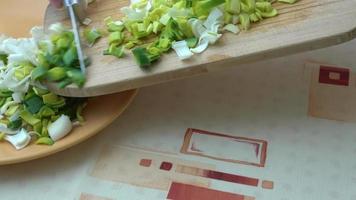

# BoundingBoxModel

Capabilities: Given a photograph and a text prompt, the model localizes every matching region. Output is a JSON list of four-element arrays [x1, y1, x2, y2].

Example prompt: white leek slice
[[121, 7, 147, 21], [188, 18, 206, 38], [4, 128, 31, 150], [172, 41, 193, 60], [2, 38, 38, 66], [12, 92, 24, 103], [188, 8, 224, 54], [0, 101, 17, 114], [130, 0, 141, 4], [48, 23, 67, 34], [202, 31, 222, 44], [48, 115, 72, 141], [82, 18, 93, 26], [168, 7, 192, 18], [0, 123, 18, 135], [30, 26, 46, 44], [0, 68, 30, 93], [191, 31, 221, 54], [190, 38, 209, 53], [203, 8, 223, 30], [0, 60, 5, 69], [9, 110, 20, 122], [159, 13, 172, 26], [223, 24, 240, 34], [114, 20, 124, 26], [232, 15, 239, 24]]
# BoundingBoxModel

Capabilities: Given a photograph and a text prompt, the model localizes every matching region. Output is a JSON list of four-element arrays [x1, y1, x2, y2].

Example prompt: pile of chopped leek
[[0, 26, 87, 150], [100, 0, 298, 68], [33, 24, 89, 88]]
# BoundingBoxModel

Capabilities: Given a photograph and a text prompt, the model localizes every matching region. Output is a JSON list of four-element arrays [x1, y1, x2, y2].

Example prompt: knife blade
[[64, 0, 86, 74]]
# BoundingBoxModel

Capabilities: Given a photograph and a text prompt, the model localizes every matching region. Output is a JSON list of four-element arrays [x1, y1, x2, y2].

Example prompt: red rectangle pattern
[[205, 170, 259, 186], [319, 66, 350, 86], [167, 182, 255, 200], [175, 164, 259, 187], [181, 128, 268, 167]]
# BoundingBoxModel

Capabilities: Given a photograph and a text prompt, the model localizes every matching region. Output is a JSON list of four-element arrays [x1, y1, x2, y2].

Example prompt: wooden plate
[[0, 90, 137, 165], [44, 0, 356, 97], [0, 1, 138, 165]]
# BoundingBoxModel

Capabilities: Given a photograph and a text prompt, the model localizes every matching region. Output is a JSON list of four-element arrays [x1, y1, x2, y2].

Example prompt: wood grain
[[45, 0, 356, 97]]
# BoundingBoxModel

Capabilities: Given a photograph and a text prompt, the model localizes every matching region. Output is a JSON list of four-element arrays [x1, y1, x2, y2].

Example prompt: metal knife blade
[[64, 0, 86, 74]]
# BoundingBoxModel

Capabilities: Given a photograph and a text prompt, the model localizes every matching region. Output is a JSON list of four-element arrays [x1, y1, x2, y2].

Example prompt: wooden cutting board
[[45, 0, 356, 97]]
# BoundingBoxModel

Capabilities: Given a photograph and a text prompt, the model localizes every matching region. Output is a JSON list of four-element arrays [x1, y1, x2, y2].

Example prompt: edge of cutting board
[[45, 0, 356, 97]]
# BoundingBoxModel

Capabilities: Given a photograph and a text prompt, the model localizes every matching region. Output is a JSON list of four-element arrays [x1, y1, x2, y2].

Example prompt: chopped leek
[[0, 28, 88, 150], [104, 44, 125, 58], [278, 0, 298, 4], [31, 66, 48, 80], [0, 132, 5, 141], [36, 137, 54, 145], [132, 47, 160, 69], [66, 68, 86, 87], [46, 67, 67, 81], [42, 93, 65, 108], [83, 28, 102, 46], [185, 37, 198, 48], [7, 119, 22, 130], [48, 115, 72, 141], [24, 95, 43, 114], [223, 24, 240, 34], [20, 110, 40, 126]]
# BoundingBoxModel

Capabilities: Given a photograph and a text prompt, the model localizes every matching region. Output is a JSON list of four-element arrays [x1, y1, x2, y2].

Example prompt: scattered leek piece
[[7, 119, 22, 130], [57, 78, 72, 89], [38, 106, 55, 118], [48, 115, 72, 141], [132, 47, 160, 69], [66, 68, 86, 87], [223, 24, 240, 34], [0, 54, 7, 65], [36, 137, 54, 145], [172, 41, 193, 60], [31, 66, 48, 80], [63, 46, 77, 67], [0, 90, 13, 98], [20, 110, 40, 126], [0, 133, 5, 141], [104, 44, 125, 58], [42, 93, 65, 108], [239, 13, 251, 30], [76, 102, 87, 123], [104, 17, 125, 32], [225, 0, 241, 15], [108, 32, 124, 45], [24, 95, 44, 114], [46, 67, 67, 81], [278, 0, 298, 4], [185, 37, 198, 48], [4, 129, 31, 150], [83, 28, 102, 46], [193, 0, 225, 18]]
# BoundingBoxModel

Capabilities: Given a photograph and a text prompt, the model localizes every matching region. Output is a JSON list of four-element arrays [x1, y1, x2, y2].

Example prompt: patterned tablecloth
[[1, 35, 356, 200]]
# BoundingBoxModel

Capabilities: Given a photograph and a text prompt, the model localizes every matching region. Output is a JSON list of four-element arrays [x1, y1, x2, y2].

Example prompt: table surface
[[1, 37, 356, 200]]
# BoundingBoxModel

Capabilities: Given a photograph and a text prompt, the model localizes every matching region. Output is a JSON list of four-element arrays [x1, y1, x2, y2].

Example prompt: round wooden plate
[[0, 90, 137, 165], [0, 0, 138, 165]]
